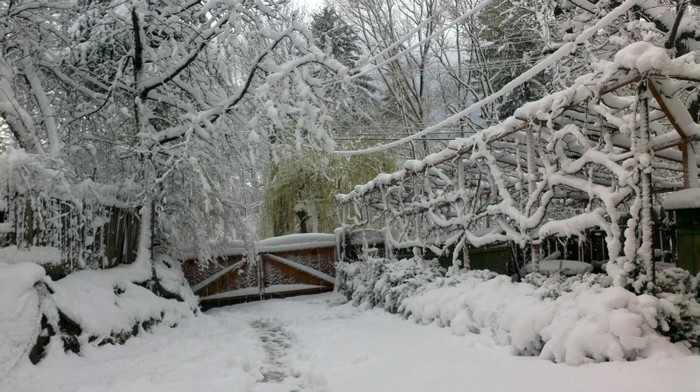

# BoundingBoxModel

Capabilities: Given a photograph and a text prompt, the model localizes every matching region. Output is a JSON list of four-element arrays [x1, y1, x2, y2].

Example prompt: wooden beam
[[653, 135, 700, 152], [648, 78, 689, 138], [263, 253, 336, 285]]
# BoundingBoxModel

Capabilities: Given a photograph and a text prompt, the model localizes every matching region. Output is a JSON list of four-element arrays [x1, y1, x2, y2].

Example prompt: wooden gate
[[182, 234, 337, 309]]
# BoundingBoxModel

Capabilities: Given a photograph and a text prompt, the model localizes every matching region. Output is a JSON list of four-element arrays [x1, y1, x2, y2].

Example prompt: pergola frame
[[339, 44, 700, 291]]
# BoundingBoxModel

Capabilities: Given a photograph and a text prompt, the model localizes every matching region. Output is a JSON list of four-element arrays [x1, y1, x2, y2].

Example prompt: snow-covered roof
[[521, 259, 593, 276], [662, 188, 700, 210], [179, 233, 337, 260]]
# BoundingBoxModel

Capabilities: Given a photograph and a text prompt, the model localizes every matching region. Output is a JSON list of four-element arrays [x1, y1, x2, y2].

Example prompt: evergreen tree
[[474, 0, 554, 119], [312, 6, 361, 68]]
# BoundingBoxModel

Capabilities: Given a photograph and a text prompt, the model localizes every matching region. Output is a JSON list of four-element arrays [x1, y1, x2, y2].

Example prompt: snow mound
[[613, 42, 672, 74], [337, 258, 697, 365], [48, 257, 197, 340], [0, 252, 197, 376], [606, 41, 700, 80]]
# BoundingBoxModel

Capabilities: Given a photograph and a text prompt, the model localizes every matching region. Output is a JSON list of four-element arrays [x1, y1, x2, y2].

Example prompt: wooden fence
[[1, 149, 141, 277], [0, 195, 140, 278]]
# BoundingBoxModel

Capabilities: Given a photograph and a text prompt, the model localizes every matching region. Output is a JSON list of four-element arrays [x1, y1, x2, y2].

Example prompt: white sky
[[293, 0, 327, 13]]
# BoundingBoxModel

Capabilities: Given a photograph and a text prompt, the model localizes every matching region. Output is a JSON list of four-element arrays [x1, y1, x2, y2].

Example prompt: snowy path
[[250, 319, 305, 391], [252, 320, 293, 384], [3, 293, 699, 392]]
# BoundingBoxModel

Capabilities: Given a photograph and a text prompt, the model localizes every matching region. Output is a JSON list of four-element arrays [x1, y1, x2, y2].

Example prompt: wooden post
[[532, 242, 541, 275], [381, 185, 393, 260], [639, 95, 655, 289], [462, 240, 470, 269], [681, 141, 690, 189]]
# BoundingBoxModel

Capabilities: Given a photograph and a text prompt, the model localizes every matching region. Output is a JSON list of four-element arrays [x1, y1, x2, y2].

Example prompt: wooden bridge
[[182, 234, 338, 309]]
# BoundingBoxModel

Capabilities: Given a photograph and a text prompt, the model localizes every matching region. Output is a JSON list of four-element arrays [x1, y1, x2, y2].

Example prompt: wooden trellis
[[339, 44, 700, 290]]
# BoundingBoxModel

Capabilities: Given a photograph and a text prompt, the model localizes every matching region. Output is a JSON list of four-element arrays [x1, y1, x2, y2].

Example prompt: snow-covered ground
[[3, 293, 698, 392]]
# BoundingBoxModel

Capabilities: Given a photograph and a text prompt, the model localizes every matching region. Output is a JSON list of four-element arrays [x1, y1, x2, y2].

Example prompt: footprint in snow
[[250, 320, 304, 390]]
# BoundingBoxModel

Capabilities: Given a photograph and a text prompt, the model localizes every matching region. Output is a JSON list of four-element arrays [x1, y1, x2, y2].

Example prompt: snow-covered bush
[[653, 268, 700, 349], [0, 262, 46, 375], [336, 258, 697, 364], [336, 257, 445, 312]]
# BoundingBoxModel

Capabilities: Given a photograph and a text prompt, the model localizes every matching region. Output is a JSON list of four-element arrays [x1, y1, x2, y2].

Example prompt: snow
[[338, 259, 696, 365], [201, 287, 262, 301], [404, 159, 426, 172], [3, 306, 264, 392], [179, 233, 336, 261], [201, 284, 328, 301], [0, 246, 62, 265], [0, 262, 46, 375], [608, 41, 700, 81], [263, 284, 326, 294], [0, 252, 197, 382], [521, 259, 594, 275], [257, 233, 336, 253], [662, 188, 700, 210], [407, 276, 692, 364], [2, 293, 698, 392], [47, 260, 196, 339]]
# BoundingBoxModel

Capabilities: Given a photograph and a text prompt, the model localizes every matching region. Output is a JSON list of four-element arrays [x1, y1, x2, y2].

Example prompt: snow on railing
[[338, 42, 700, 291]]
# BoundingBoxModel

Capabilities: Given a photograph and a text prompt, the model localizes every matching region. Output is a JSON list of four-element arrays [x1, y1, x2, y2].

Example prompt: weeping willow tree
[[261, 146, 395, 237]]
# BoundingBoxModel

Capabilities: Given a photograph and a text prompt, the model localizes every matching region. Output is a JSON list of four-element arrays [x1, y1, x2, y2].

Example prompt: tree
[[260, 6, 394, 237], [338, 0, 444, 158], [261, 146, 395, 236], [1, 0, 348, 265], [312, 6, 362, 68]]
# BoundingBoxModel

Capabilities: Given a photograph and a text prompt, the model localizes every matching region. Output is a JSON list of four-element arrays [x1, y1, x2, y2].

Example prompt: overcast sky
[[293, 0, 326, 13]]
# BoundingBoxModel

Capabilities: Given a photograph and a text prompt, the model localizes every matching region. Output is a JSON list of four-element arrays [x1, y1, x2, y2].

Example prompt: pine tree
[[312, 6, 361, 68]]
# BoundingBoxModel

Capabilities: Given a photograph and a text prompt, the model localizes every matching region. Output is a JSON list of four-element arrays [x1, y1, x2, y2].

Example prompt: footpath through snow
[[2, 293, 699, 392]]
